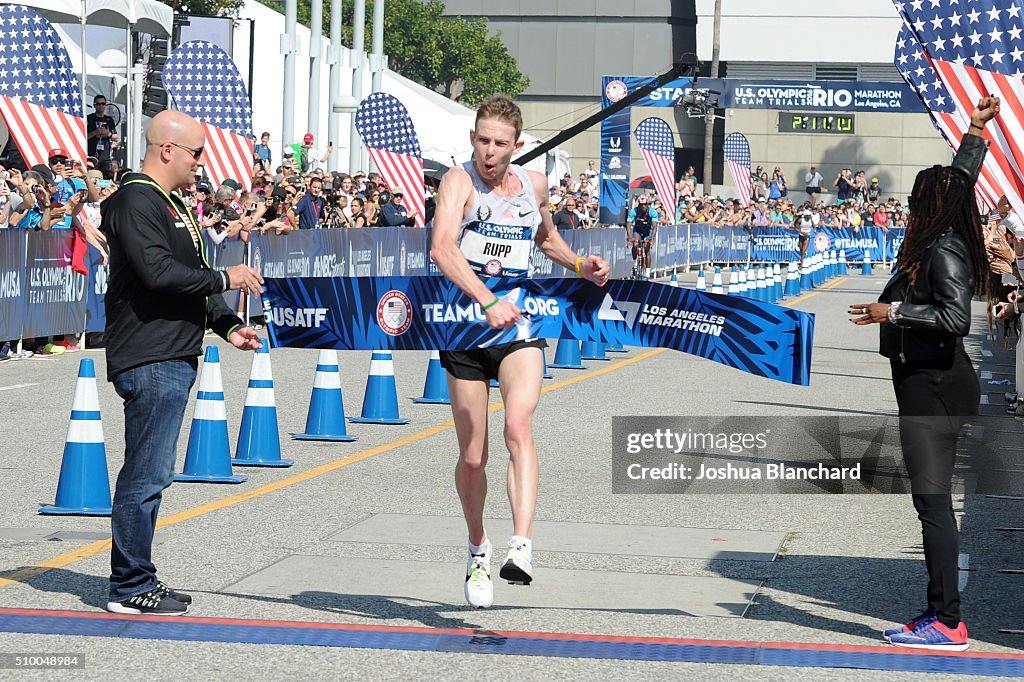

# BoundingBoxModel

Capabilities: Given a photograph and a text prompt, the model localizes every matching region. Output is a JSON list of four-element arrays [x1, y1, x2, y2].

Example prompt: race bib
[[459, 222, 533, 278]]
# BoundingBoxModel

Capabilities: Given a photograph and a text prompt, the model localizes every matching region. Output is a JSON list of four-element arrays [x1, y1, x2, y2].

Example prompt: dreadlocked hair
[[898, 164, 987, 295]]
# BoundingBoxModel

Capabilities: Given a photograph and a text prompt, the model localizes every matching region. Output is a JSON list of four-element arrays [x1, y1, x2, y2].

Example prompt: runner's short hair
[[475, 94, 523, 140]]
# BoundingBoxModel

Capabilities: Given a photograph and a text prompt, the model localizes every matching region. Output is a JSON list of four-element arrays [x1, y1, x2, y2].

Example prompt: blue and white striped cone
[[176, 346, 247, 484], [738, 267, 748, 294], [39, 358, 112, 516], [825, 251, 834, 279], [764, 265, 775, 304], [839, 250, 848, 275], [812, 253, 823, 287], [861, 253, 873, 275], [711, 267, 724, 294], [542, 345, 555, 375], [234, 342, 292, 468], [292, 349, 358, 441], [785, 262, 800, 297], [799, 260, 811, 290], [695, 270, 706, 292], [549, 338, 586, 370], [413, 350, 450, 404], [581, 340, 610, 361], [350, 351, 410, 424], [670, 272, 679, 287], [755, 266, 767, 302], [773, 263, 782, 301], [830, 251, 839, 279], [604, 340, 627, 353], [728, 266, 739, 294]]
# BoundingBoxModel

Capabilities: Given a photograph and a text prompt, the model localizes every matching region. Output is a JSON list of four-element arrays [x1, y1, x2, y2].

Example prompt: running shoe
[[155, 581, 192, 605], [888, 616, 969, 651], [464, 545, 493, 609], [883, 609, 934, 641], [500, 537, 533, 585], [106, 586, 189, 616], [14, 349, 34, 360], [40, 343, 65, 355], [56, 339, 80, 353]]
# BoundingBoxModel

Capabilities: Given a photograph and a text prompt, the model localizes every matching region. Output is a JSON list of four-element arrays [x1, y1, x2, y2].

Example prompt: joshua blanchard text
[[627, 461, 862, 481]]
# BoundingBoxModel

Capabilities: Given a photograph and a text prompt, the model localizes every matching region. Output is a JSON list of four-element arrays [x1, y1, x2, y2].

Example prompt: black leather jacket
[[878, 133, 989, 363]]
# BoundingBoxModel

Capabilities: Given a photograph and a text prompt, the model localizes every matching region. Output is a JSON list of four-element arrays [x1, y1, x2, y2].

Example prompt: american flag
[[723, 133, 752, 207], [893, 0, 1024, 216], [0, 5, 85, 167], [354, 93, 426, 227], [162, 41, 254, 190], [634, 117, 677, 220]]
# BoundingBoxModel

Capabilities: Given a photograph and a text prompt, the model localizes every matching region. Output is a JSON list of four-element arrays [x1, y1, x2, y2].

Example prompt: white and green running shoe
[[500, 536, 533, 585], [464, 546, 493, 608]]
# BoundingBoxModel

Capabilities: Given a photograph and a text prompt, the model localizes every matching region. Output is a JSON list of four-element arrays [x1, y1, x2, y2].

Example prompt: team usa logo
[[376, 290, 413, 336], [484, 259, 503, 275], [605, 80, 628, 102], [813, 232, 831, 252]]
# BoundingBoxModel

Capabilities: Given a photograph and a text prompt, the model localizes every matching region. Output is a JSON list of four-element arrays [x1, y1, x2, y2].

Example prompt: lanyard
[[122, 178, 210, 267]]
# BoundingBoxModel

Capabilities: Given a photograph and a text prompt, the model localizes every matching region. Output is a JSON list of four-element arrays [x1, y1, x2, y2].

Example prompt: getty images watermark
[[612, 416, 1018, 495]]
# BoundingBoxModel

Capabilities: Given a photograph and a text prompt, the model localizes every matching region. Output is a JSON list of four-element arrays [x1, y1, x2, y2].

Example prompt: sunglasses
[[166, 142, 204, 160]]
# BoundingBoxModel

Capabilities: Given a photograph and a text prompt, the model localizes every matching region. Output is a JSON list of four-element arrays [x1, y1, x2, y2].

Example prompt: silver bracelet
[[887, 301, 902, 324]]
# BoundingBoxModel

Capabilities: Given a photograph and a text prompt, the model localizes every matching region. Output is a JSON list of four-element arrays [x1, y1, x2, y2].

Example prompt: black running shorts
[[440, 339, 547, 382]]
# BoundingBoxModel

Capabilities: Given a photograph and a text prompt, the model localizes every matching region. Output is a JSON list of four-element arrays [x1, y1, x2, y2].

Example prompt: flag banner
[[0, 5, 86, 166], [634, 117, 677, 219], [163, 41, 255, 190], [723, 133, 752, 207], [262, 276, 815, 386], [893, 1, 1024, 216], [354, 93, 426, 227]]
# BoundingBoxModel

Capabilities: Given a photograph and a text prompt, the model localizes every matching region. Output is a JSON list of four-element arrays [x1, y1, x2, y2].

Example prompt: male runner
[[431, 95, 610, 608]]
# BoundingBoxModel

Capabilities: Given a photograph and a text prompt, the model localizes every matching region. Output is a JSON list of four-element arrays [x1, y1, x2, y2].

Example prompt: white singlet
[[458, 160, 542, 279]]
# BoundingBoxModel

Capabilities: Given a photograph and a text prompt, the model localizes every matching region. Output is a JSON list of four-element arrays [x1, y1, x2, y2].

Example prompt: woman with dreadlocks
[[849, 96, 999, 651]]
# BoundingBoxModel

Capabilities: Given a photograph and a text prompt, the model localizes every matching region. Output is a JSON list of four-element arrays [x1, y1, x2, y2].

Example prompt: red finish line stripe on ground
[[0, 607, 1021, 676]]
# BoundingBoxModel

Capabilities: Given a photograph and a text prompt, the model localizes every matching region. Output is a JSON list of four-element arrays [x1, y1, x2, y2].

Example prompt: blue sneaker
[[888, 617, 969, 651], [883, 610, 934, 641]]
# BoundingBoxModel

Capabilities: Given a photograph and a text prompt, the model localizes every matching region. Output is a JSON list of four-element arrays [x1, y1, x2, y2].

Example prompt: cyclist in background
[[627, 194, 660, 279]]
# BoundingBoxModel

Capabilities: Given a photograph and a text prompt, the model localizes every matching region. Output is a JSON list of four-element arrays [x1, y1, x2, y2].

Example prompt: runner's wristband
[[482, 298, 499, 311], [574, 256, 586, 276], [970, 123, 984, 131]]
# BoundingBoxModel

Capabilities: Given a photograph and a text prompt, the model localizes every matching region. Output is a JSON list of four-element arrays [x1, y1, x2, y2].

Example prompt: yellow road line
[[1, 280, 835, 589], [0, 348, 662, 589]]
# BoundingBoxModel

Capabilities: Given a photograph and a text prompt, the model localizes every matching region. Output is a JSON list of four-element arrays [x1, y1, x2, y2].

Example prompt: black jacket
[[101, 173, 240, 380], [878, 133, 988, 364]]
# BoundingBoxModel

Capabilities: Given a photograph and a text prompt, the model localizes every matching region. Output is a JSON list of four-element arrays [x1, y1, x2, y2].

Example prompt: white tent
[[52, 24, 128, 102]]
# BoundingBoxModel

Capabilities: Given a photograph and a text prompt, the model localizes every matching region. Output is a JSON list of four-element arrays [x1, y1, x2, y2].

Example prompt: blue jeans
[[109, 357, 197, 602]]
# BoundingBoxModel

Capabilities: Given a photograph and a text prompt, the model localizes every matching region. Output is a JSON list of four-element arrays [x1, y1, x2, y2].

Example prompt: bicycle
[[630, 234, 653, 280]]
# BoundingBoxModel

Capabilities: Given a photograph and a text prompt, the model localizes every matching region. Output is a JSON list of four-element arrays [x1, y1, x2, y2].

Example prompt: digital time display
[[778, 113, 856, 134]]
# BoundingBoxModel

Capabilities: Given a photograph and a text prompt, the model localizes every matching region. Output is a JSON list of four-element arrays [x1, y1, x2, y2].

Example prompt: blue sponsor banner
[[22, 231, 87, 338], [886, 228, 906, 260], [84, 245, 108, 333], [700, 78, 927, 114], [751, 228, 802, 262], [813, 226, 886, 262], [0, 230, 26, 340], [263, 275, 814, 385]]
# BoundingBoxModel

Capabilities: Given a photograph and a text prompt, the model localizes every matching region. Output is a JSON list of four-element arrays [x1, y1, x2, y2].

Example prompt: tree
[[159, 0, 244, 18], [245, 0, 527, 104]]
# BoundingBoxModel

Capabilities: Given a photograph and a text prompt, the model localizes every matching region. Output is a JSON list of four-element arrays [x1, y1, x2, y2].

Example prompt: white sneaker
[[500, 536, 533, 585], [464, 545, 493, 608]]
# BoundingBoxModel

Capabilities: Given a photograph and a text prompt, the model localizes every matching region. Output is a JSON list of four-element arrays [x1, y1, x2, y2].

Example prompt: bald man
[[101, 111, 264, 616]]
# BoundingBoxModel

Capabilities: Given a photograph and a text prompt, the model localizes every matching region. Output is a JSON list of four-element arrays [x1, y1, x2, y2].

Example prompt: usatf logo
[[814, 232, 831, 252], [377, 290, 413, 336]]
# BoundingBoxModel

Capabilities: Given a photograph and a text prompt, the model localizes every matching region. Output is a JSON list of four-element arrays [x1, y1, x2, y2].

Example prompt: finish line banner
[[263, 277, 814, 386]]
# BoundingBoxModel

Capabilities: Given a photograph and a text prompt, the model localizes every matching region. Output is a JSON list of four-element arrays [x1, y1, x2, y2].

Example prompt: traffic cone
[[728, 266, 739, 294], [670, 272, 679, 287], [738, 267, 748, 294], [839, 250, 848, 275], [711, 267, 724, 294], [861, 253, 873, 275], [830, 251, 839, 278], [755, 266, 767, 302], [543, 345, 555, 375], [292, 349, 358, 441], [350, 351, 410, 424], [800, 259, 812, 289], [694, 270, 705, 291], [413, 350, 450, 404], [39, 358, 112, 516], [785, 262, 800, 297], [581, 340, 611, 361], [605, 340, 627, 353], [549, 338, 586, 370], [826, 251, 835, 279], [234, 342, 292, 468], [773, 263, 782, 301], [175, 346, 247, 484]]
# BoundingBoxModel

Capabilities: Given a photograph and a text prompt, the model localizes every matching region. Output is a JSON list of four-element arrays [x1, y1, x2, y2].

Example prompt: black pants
[[890, 347, 979, 627]]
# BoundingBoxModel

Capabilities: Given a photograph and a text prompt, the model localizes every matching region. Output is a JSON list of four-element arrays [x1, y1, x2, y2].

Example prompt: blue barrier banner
[[886, 228, 906, 260], [22, 231, 87, 338], [262, 276, 814, 385], [0, 230, 26, 340], [750, 228, 801, 262], [84, 245, 108, 333], [813, 226, 886, 262]]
